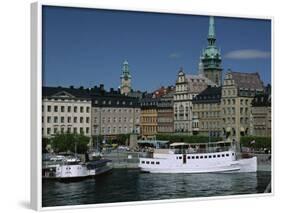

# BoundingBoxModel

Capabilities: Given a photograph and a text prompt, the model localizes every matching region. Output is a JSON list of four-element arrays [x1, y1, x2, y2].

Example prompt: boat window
[[151, 161, 155, 164], [217, 155, 220, 158], [192, 156, 195, 159], [187, 156, 190, 159], [146, 161, 150, 164], [196, 156, 199, 159], [204, 156, 207, 159], [200, 156, 203, 159], [222, 154, 225, 157], [226, 154, 229, 157], [213, 155, 216, 158], [141, 161, 145, 164], [232, 153, 235, 156], [209, 155, 212, 158], [156, 162, 160, 165], [179, 156, 182, 159]]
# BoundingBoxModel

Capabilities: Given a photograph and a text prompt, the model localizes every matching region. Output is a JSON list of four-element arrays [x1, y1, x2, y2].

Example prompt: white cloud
[[169, 52, 181, 59], [225, 49, 270, 59]]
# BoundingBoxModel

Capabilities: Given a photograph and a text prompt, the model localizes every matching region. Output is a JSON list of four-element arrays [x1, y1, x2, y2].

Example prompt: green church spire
[[199, 16, 222, 86], [120, 60, 132, 96]]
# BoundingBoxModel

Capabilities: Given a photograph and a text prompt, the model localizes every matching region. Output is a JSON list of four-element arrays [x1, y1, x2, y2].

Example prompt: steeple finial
[[208, 16, 216, 46]]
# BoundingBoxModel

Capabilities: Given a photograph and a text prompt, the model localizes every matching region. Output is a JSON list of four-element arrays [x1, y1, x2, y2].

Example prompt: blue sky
[[42, 6, 271, 92]]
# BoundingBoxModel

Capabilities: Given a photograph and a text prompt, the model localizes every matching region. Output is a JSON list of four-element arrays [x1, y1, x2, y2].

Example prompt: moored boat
[[138, 141, 257, 173]]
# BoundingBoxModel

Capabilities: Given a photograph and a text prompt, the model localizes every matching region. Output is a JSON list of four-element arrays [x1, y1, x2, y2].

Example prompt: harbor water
[[42, 169, 271, 207]]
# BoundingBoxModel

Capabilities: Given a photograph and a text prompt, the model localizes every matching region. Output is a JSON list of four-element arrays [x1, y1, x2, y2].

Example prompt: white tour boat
[[138, 141, 257, 173]]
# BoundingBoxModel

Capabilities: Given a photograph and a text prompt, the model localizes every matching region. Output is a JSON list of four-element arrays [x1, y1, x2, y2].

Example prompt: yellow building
[[140, 96, 158, 139], [221, 71, 264, 141]]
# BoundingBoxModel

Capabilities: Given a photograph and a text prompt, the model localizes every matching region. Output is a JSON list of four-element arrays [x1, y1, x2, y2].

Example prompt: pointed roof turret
[[121, 59, 131, 79]]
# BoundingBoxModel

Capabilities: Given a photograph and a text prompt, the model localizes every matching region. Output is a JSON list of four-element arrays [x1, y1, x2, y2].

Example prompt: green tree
[[51, 133, 90, 154]]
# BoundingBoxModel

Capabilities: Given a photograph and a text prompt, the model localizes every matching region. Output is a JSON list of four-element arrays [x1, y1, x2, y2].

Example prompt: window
[[54, 106, 58, 112], [80, 106, 84, 113], [208, 155, 212, 158], [151, 161, 155, 164], [47, 116, 51, 123], [47, 128, 51, 134], [86, 107, 90, 113], [54, 116, 58, 123], [146, 161, 150, 164], [226, 154, 229, 157], [204, 156, 207, 159], [222, 154, 225, 157], [74, 117, 77, 123], [47, 105, 51, 112], [192, 156, 195, 159], [67, 106, 71, 112], [61, 106, 65, 112], [68, 117, 71, 123], [217, 155, 220, 158], [73, 127, 77, 133], [141, 161, 145, 164], [86, 117, 90, 123], [61, 117, 64, 123], [179, 156, 182, 160], [74, 106, 77, 112], [80, 127, 83, 134], [86, 127, 89, 134], [187, 156, 191, 159], [54, 128, 58, 134], [200, 156, 203, 159], [196, 156, 199, 159], [213, 155, 216, 158], [156, 162, 160, 165]]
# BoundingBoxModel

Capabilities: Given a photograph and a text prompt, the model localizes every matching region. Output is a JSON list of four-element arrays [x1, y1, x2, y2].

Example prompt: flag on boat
[[250, 140, 256, 145]]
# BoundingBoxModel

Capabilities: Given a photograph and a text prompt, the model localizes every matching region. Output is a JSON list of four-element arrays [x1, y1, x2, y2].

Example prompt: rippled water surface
[[42, 170, 271, 207]]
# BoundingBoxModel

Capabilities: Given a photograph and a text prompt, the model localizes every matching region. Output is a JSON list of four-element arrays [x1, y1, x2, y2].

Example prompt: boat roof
[[170, 141, 232, 147], [137, 140, 169, 145]]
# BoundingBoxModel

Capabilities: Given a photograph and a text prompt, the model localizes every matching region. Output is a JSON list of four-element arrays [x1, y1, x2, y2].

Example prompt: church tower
[[199, 16, 222, 86], [120, 60, 132, 96]]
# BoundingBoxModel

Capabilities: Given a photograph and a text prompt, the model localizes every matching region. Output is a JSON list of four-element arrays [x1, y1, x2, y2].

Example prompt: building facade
[[140, 95, 159, 139], [90, 85, 140, 137], [174, 68, 215, 134], [192, 86, 222, 136], [199, 16, 222, 86], [42, 87, 92, 137], [251, 88, 271, 137], [221, 71, 264, 141], [42, 86, 141, 139], [157, 91, 175, 133]]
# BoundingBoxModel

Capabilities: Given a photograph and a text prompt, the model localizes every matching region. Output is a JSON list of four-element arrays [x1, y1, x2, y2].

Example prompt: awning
[[170, 142, 188, 147], [137, 140, 169, 146]]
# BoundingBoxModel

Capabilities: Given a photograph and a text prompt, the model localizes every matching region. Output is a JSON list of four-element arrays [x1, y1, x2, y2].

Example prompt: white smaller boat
[[43, 154, 112, 180]]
